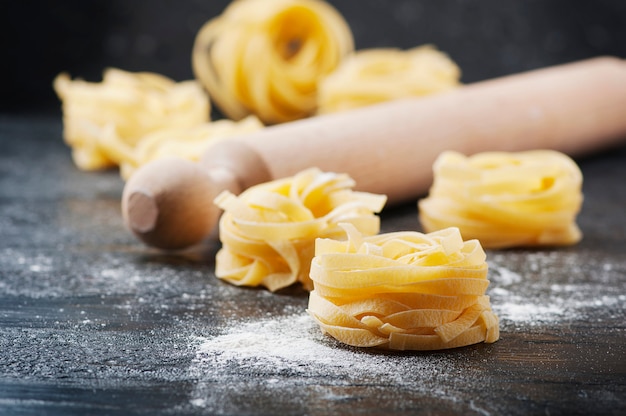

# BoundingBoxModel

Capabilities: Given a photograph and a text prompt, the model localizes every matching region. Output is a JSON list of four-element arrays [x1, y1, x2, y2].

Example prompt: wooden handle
[[122, 56, 626, 249]]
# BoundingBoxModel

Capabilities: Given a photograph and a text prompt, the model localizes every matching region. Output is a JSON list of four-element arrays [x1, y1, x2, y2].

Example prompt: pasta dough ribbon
[[419, 150, 584, 248], [215, 168, 387, 291], [307, 224, 499, 350]]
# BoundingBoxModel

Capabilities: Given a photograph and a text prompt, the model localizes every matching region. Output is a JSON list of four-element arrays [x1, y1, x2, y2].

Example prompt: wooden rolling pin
[[122, 56, 626, 250]]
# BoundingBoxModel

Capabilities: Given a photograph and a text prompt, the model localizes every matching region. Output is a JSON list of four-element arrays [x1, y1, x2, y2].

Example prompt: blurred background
[[1, 0, 625, 115]]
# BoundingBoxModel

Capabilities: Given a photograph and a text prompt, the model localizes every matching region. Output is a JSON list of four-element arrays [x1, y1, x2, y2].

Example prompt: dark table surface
[[1, 115, 625, 415]]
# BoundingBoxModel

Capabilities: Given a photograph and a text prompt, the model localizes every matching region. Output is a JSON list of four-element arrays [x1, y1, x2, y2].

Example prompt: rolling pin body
[[123, 57, 626, 249]]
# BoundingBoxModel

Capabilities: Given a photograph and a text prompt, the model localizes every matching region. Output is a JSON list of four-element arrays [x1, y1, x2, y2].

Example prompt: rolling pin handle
[[122, 157, 221, 250], [121, 141, 271, 250]]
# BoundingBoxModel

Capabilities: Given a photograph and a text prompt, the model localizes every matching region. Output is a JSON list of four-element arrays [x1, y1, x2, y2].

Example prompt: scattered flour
[[487, 264, 522, 286], [493, 300, 565, 324], [487, 260, 624, 327], [190, 314, 368, 373], [186, 313, 479, 412]]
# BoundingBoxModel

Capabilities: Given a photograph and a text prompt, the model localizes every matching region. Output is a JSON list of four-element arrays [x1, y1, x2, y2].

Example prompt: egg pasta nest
[[419, 150, 584, 249], [307, 224, 499, 351], [214, 168, 387, 291], [317, 45, 461, 114], [54, 69, 210, 171], [193, 0, 354, 124]]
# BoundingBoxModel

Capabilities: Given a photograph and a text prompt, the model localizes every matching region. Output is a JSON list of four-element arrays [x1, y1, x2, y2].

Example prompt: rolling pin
[[122, 56, 626, 250]]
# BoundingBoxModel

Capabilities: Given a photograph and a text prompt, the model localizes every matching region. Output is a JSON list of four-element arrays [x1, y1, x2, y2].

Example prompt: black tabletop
[[1, 116, 625, 415]]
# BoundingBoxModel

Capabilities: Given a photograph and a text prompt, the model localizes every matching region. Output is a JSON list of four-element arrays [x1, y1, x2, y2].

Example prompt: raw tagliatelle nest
[[54, 68, 211, 171], [419, 150, 584, 249], [54, 68, 264, 178], [192, 0, 354, 124], [214, 168, 387, 292], [307, 224, 499, 351], [317, 45, 461, 114]]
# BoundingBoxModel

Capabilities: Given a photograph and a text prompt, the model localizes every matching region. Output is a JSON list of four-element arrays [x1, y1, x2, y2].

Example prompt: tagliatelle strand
[[307, 224, 499, 350], [419, 150, 584, 248], [215, 168, 387, 291], [310, 261, 488, 289], [388, 325, 487, 351]]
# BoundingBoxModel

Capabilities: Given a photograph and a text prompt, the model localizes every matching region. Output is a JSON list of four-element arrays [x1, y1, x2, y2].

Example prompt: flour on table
[[190, 314, 372, 373], [186, 312, 476, 411], [487, 256, 624, 327]]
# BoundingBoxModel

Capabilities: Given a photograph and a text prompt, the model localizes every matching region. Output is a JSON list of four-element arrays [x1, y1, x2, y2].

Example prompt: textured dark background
[[2, 0, 625, 114]]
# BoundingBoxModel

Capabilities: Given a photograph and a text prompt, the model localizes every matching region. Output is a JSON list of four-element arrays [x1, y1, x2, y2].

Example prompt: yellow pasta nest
[[307, 224, 499, 350], [419, 150, 584, 249], [192, 0, 354, 124], [317, 45, 461, 114], [54, 68, 210, 171], [214, 168, 387, 292]]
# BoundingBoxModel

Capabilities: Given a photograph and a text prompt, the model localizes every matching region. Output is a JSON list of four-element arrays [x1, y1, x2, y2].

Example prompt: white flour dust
[[190, 313, 374, 375], [186, 312, 475, 412], [487, 256, 625, 327]]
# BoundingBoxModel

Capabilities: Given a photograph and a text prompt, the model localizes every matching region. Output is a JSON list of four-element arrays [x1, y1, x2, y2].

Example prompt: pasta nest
[[317, 45, 461, 114], [214, 168, 387, 292], [307, 224, 499, 350], [419, 150, 584, 249], [54, 69, 210, 171], [192, 0, 354, 124]]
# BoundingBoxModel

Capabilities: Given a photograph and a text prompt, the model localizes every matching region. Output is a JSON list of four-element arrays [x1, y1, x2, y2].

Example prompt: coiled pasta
[[214, 168, 387, 292], [192, 0, 354, 124], [307, 224, 499, 350], [54, 68, 210, 171], [317, 45, 461, 114], [419, 150, 584, 249], [54, 68, 265, 180]]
